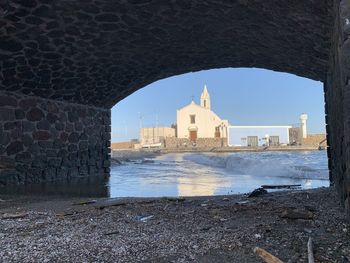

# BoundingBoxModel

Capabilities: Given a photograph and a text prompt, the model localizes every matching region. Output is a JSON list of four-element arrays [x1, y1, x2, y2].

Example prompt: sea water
[[109, 151, 329, 197]]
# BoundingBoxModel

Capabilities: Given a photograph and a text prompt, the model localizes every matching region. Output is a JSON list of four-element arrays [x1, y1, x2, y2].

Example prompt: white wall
[[177, 103, 229, 139], [228, 126, 291, 146]]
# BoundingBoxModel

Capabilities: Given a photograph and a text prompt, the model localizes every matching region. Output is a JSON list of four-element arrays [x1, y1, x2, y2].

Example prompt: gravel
[[0, 187, 349, 262]]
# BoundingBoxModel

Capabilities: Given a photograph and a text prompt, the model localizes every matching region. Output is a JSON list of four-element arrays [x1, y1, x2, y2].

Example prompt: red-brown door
[[189, 131, 197, 141]]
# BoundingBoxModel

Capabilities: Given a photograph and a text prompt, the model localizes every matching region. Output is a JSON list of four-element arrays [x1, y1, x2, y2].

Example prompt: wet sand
[[0, 187, 349, 262]]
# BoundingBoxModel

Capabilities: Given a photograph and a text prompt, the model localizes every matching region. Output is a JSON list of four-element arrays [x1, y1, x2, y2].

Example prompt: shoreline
[[162, 146, 323, 153], [112, 146, 325, 155], [0, 187, 349, 262]]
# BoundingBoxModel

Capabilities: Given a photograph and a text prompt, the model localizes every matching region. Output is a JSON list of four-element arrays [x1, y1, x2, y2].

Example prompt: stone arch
[[0, 0, 333, 108], [0, 0, 350, 216]]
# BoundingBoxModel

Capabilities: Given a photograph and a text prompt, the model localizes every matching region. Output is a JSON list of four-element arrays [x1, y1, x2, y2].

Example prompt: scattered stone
[[248, 187, 268, 198], [135, 215, 154, 222]]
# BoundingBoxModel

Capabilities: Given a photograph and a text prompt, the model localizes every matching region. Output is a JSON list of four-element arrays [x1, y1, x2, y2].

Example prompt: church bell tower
[[200, 85, 211, 110]]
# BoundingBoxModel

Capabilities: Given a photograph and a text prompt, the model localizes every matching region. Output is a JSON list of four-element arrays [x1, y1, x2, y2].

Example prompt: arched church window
[[190, 115, 196, 124]]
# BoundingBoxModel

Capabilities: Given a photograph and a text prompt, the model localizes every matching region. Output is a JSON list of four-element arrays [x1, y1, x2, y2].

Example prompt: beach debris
[[162, 197, 186, 202], [236, 200, 249, 205], [35, 221, 45, 226], [222, 197, 229, 201], [254, 233, 262, 239], [72, 200, 97, 205], [96, 199, 154, 210], [200, 226, 212, 231], [261, 184, 301, 189], [104, 230, 120, 236], [135, 215, 154, 222], [1, 212, 28, 220], [56, 211, 82, 219], [304, 228, 313, 234], [280, 209, 314, 220], [248, 187, 268, 198], [253, 247, 284, 263], [307, 237, 315, 263]]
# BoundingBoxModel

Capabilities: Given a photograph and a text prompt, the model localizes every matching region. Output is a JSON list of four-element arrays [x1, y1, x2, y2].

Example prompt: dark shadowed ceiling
[[0, 0, 334, 108]]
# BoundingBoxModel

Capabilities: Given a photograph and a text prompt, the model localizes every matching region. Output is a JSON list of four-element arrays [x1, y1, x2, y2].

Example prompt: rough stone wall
[[164, 137, 227, 149], [111, 141, 135, 150], [302, 134, 327, 147], [325, 0, 350, 215], [288, 128, 301, 145], [340, 0, 350, 216], [0, 91, 110, 186], [0, 0, 333, 108]]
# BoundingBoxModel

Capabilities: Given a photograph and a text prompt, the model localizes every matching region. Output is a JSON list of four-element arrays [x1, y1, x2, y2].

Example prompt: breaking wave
[[183, 151, 329, 180]]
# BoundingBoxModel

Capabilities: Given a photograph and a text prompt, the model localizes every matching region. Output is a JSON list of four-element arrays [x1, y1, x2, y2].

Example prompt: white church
[[176, 85, 308, 146], [176, 85, 229, 141]]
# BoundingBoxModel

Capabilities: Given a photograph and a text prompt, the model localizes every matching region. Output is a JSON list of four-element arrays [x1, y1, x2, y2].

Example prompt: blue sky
[[111, 68, 325, 142]]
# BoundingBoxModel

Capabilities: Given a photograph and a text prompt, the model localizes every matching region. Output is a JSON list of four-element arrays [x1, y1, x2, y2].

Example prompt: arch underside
[[0, 0, 334, 108]]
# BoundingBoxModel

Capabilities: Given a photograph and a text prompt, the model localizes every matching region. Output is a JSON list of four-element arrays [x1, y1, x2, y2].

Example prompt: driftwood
[[308, 237, 315, 263], [280, 209, 314, 220], [94, 198, 165, 210], [72, 200, 97, 206], [253, 247, 284, 263], [104, 231, 119, 236], [261, 184, 301, 189], [2, 212, 28, 219]]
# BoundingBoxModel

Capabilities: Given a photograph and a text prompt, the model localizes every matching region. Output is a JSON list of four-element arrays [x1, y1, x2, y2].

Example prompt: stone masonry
[[2, 0, 350, 218], [0, 0, 333, 108], [302, 134, 327, 147], [165, 137, 227, 149], [325, 0, 350, 216], [0, 91, 110, 185]]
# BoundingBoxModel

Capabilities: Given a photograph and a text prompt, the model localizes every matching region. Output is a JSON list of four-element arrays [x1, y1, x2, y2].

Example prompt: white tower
[[200, 84, 211, 110], [300, 113, 308, 139]]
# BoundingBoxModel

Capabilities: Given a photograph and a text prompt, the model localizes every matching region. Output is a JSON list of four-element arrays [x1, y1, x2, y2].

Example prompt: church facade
[[176, 85, 229, 141]]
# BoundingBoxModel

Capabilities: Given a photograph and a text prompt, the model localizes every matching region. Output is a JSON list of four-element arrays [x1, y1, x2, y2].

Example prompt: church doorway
[[189, 131, 198, 142], [215, 127, 221, 138]]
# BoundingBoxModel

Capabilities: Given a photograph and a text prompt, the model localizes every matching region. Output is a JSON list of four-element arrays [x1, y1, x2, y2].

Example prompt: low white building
[[176, 85, 229, 141], [228, 126, 292, 147]]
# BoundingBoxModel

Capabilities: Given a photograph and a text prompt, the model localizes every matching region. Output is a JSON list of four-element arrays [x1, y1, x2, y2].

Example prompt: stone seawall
[[302, 134, 327, 147], [164, 137, 227, 149], [111, 141, 135, 150], [0, 91, 110, 186]]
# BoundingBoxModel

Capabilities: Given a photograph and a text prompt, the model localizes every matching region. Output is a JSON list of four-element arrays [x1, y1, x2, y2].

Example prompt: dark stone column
[[325, 0, 350, 217], [0, 91, 110, 186]]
